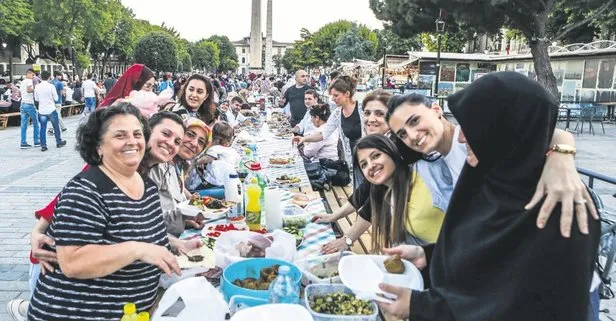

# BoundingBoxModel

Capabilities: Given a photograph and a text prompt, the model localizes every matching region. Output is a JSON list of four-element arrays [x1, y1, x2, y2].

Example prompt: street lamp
[[434, 12, 446, 99], [381, 35, 388, 89], [2, 42, 12, 83]]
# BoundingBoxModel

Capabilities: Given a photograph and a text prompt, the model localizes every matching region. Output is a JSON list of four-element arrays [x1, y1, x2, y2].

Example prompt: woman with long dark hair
[[168, 74, 216, 126]]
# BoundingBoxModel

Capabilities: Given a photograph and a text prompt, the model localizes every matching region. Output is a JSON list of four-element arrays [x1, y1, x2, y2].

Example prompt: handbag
[[319, 158, 351, 187], [304, 161, 329, 191]]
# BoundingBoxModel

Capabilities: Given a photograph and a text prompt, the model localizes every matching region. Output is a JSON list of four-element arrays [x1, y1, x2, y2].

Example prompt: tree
[[272, 54, 283, 74], [134, 32, 178, 72], [376, 29, 421, 56], [310, 20, 378, 66], [334, 26, 378, 62], [0, 0, 34, 41], [180, 52, 192, 72], [419, 32, 468, 53], [370, 0, 616, 98], [207, 35, 239, 72], [191, 40, 220, 72]]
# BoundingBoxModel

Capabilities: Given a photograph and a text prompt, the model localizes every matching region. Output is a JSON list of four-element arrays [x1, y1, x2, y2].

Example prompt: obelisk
[[249, 0, 263, 70], [264, 0, 273, 74]]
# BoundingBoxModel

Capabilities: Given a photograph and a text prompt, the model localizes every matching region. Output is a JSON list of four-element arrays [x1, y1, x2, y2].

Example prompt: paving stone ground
[[0, 113, 613, 320]]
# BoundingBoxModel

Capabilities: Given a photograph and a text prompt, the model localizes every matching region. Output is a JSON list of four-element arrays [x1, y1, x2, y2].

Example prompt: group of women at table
[[307, 72, 600, 320], [17, 66, 601, 321]]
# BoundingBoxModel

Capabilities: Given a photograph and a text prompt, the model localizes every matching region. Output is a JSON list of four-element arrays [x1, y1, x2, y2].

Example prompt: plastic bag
[[214, 230, 297, 268]]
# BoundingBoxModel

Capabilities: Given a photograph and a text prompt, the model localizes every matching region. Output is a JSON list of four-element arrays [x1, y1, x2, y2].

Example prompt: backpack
[[72, 87, 83, 102]]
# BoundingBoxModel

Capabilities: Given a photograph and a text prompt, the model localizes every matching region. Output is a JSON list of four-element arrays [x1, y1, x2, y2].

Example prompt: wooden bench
[[0, 112, 21, 129], [60, 103, 84, 117]]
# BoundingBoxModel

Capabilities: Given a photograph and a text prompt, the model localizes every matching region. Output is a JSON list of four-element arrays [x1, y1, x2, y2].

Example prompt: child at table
[[190, 121, 240, 198]]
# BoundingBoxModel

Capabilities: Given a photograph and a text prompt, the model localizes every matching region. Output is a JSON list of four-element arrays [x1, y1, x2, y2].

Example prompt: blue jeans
[[20, 103, 40, 145], [588, 288, 600, 321], [84, 97, 96, 113], [39, 111, 62, 147]]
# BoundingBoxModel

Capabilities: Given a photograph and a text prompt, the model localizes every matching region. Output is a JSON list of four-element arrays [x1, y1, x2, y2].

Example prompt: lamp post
[[381, 35, 388, 89], [2, 42, 12, 83], [434, 13, 446, 99]]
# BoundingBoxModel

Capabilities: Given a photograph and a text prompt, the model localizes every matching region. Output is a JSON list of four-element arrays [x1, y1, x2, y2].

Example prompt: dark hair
[[212, 121, 234, 146], [352, 134, 411, 251], [304, 89, 319, 101], [329, 75, 357, 97], [54, 71, 63, 77], [76, 102, 151, 165], [240, 103, 251, 110], [179, 74, 215, 124], [329, 71, 340, 80], [309, 103, 331, 122], [87, 73, 93, 79], [231, 96, 244, 105], [107, 72, 113, 78], [362, 89, 392, 110], [40, 71, 51, 80], [386, 93, 433, 122], [26, 68, 35, 74], [148, 111, 184, 130], [133, 66, 155, 91]]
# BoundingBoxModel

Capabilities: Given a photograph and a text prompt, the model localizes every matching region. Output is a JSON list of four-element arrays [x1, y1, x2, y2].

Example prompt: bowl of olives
[[304, 284, 378, 321]]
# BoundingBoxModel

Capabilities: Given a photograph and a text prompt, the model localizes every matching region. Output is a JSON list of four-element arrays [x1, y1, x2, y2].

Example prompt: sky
[[120, 0, 385, 43]]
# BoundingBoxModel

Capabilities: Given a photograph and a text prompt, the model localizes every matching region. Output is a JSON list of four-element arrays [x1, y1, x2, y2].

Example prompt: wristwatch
[[344, 235, 353, 248], [546, 144, 576, 156]]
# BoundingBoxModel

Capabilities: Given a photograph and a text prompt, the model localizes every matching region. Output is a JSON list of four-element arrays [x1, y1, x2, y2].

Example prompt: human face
[[185, 79, 208, 110], [311, 115, 321, 127], [296, 70, 308, 86], [220, 102, 229, 113], [304, 94, 317, 108], [457, 129, 479, 167], [148, 118, 184, 164], [141, 77, 155, 92], [177, 127, 207, 160], [388, 102, 444, 155], [330, 88, 350, 107], [363, 100, 389, 135], [97, 115, 146, 174], [231, 101, 241, 112], [356, 147, 395, 186], [26, 71, 34, 80]]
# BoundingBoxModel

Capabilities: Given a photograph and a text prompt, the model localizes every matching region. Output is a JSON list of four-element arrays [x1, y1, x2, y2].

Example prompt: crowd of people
[[2, 63, 605, 321]]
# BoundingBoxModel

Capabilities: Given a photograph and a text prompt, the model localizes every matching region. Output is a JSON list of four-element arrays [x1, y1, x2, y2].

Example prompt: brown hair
[[212, 121, 234, 146], [329, 75, 357, 97], [362, 89, 392, 109]]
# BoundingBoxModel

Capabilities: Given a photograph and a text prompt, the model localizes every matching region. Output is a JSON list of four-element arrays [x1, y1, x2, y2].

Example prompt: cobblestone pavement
[[0, 114, 613, 320]]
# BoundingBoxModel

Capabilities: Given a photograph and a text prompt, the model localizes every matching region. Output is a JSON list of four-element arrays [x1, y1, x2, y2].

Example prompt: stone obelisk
[[249, 0, 263, 70], [264, 0, 273, 74]]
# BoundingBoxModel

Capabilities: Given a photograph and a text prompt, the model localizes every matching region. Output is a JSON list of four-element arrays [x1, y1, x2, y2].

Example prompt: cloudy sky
[[120, 0, 385, 43]]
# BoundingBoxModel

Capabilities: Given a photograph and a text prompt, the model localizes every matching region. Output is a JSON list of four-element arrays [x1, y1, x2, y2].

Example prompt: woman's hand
[[321, 238, 348, 254], [525, 152, 599, 238], [185, 213, 205, 230], [382, 245, 426, 270], [138, 243, 181, 276], [312, 213, 335, 224], [31, 231, 57, 275], [174, 238, 203, 254], [376, 283, 411, 319]]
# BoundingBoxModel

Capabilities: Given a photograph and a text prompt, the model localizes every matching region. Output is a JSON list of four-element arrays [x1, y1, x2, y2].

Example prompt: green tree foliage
[[272, 54, 283, 74], [0, 0, 34, 41], [134, 32, 178, 72], [207, 35, 239, 72], [334, 26, 377, 62], [375, 28, 421, 56], [370, 0, 616, 98], [180, 53, 193, 72], [191, 40, 220, 72], [419, 32, 468, 53]]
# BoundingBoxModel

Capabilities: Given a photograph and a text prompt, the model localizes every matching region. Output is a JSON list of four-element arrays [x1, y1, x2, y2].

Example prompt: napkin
[[153, 277, 228, 321]]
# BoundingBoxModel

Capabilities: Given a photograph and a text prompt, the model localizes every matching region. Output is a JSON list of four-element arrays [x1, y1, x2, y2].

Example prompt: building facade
[[232, 37, 293, 75]]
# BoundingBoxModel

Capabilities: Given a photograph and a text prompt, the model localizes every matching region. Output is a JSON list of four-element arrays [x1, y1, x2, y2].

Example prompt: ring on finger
[[574, 199, 587, 205]]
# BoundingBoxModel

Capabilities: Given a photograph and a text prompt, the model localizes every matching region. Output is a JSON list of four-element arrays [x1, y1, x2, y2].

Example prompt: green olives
[[309, 292, 374, 315]]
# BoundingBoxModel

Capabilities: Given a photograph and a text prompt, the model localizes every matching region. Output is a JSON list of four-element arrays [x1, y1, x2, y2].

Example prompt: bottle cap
[[123, 303, 136, 315], [278, 265, 290, 274], [137, 312, 150, 321], [249, 162, 262, 171]]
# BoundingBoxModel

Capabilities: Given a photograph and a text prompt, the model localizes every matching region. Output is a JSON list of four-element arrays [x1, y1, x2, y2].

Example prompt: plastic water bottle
[[268, 265, 300, 304], [265, 187, 282, 231], [225, 174, 244, 222]]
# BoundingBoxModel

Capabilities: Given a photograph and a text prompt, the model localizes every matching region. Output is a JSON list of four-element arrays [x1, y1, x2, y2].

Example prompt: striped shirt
[[28, 166, 169, 321]]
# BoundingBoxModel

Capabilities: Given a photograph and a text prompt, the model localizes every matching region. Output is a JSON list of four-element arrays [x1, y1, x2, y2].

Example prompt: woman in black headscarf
[[377, 72, 600, 321]]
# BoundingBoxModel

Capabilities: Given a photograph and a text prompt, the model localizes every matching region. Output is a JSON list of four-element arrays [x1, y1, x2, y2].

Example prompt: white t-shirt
[[19, 79, 34, 104], [296, 108, 317, 134], [226, 110, 247, 127], [82, 79, 97, 98], [34, 81, 58, 114], [204, 145, 240, 186], [65, 87, 74, 102], [442, 125, 467, 186]]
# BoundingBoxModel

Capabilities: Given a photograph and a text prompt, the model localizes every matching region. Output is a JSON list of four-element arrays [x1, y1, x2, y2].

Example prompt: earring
[[439, 115, 442, 119]]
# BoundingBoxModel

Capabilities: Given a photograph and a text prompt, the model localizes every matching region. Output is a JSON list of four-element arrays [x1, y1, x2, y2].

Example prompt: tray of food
[[268, 156, 296, 167], [273, 174, 302, 188], [177, 196, 234, 219], [200, 223, 248, 239], [291, 192, 321, 208], [273, 128, 294, 139]]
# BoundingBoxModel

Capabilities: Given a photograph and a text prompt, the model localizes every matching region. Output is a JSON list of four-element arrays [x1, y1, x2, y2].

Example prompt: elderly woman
[[27, 103, 180, 321]]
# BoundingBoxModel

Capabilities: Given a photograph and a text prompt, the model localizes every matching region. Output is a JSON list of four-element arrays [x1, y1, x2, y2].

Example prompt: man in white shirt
[[81, 73, 98, 115], [34, 71, 66, 151], [19, 69, 41, 149], [225, 96, 248, 128], [293, 89, 320, 135]]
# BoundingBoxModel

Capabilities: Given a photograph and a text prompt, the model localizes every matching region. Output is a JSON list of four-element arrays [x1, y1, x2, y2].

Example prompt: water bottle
[[268, 265, 300, 304], [265, 187, 282, 231], [225, 174, 244, 223]]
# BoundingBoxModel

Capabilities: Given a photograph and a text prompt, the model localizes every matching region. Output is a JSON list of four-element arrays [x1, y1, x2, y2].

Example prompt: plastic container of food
[[295, 252, 354, 285], [304, 284, 378, 321], [221, 258, 302, 302], [281, 204, 310, 228]]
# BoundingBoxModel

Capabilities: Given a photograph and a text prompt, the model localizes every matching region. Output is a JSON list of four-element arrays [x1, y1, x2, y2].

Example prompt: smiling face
[[177, 126, 208, 160], [304, 93, 317, 108], [356, 147, 395, 185], [457, 129, 479, 167], [330, 88, 350, 107], [148, 118, 184, 164], [231, 100, 241, 112], [388, 102, 445, 155], [220, 102, 229, 113], [97, 114, 146, 173], [141, 77, 156, 92], [363, 100, 389, 135], [184, 79, 208, 110]]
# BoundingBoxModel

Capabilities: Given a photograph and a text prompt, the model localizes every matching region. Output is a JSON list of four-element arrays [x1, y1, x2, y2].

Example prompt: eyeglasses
[[185, 130, 207, 148]]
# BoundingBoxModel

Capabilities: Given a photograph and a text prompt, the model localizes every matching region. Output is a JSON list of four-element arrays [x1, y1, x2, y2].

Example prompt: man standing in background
[[103, 72, 116, 95], [34, 71, 66, 151], [81, 73, 98, 115], [279, 70, 312, 127], [49, 71, 67, 135], [19, 69, 40, 149]]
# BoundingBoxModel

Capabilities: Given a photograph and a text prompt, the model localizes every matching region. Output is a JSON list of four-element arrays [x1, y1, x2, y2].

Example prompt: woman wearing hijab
[[99, 64, 155, 107], [377, 72, 600, 321]]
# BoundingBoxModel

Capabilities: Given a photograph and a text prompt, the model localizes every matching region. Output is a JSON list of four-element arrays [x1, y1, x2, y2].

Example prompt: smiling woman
[[168, 74, 216, 126]]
